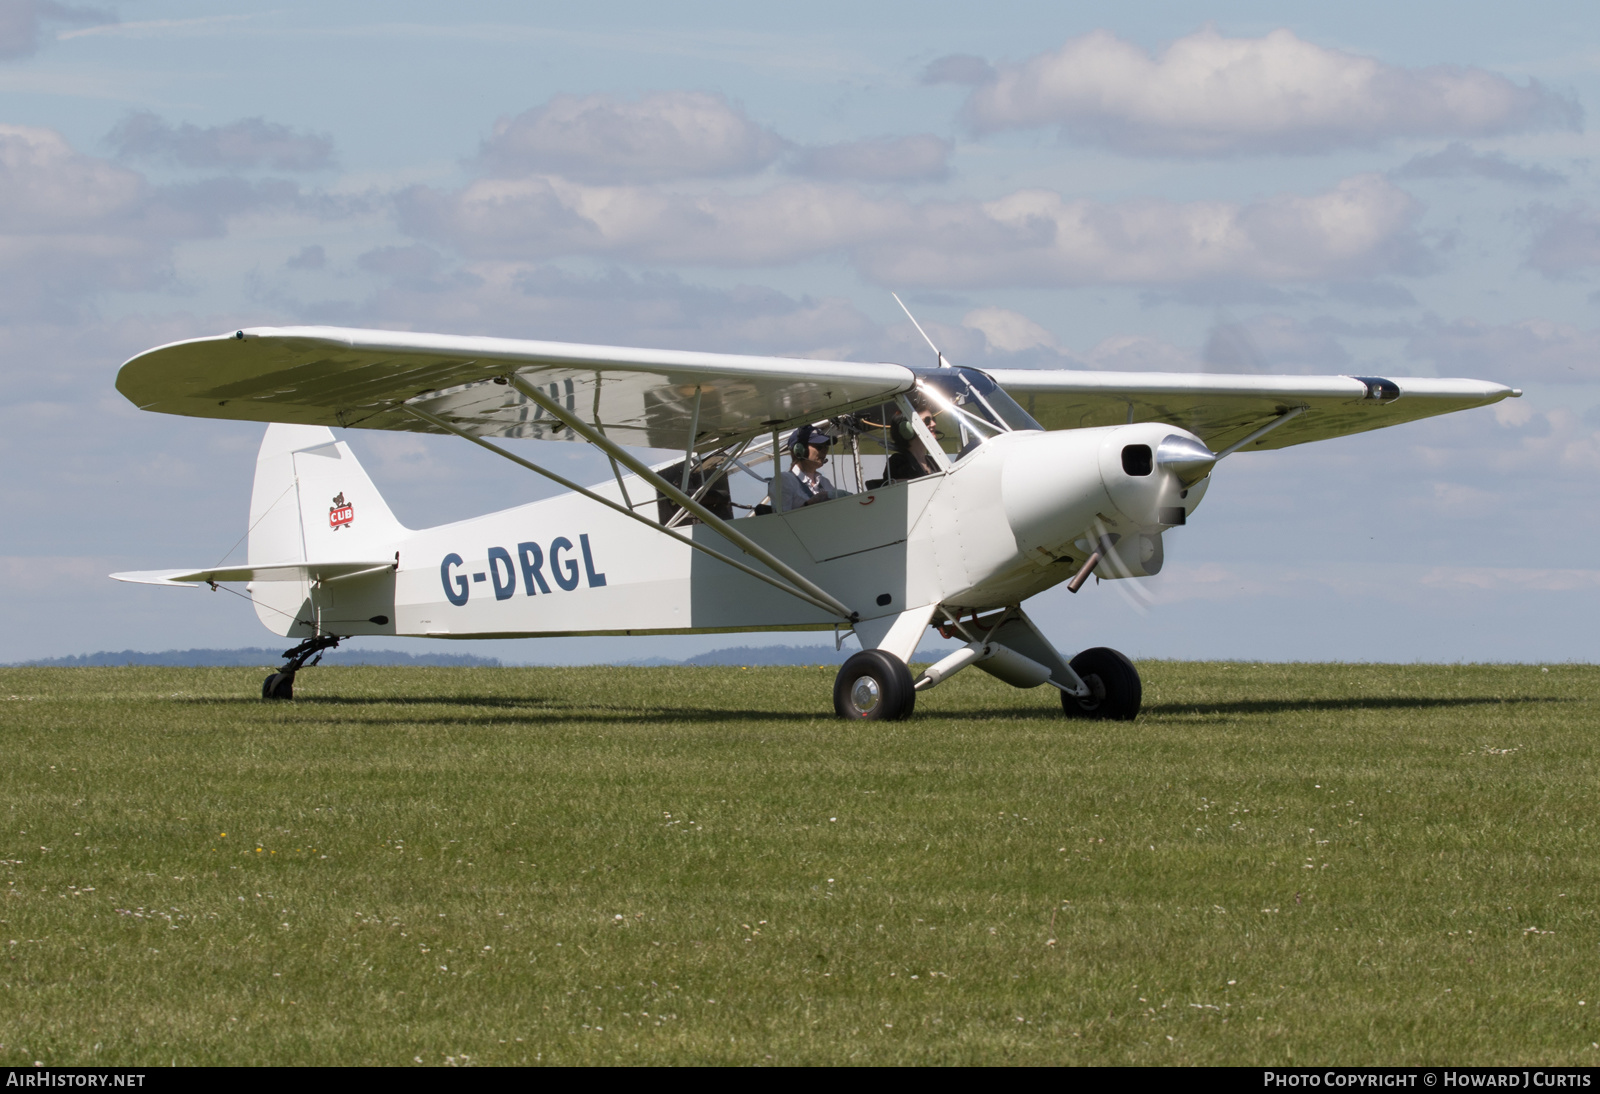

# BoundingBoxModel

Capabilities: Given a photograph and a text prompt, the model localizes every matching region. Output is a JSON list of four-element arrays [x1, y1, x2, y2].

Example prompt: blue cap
[[789, 423, 831, 451]]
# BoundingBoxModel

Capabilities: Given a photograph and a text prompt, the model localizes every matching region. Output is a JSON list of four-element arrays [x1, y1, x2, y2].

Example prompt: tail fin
[[247, 424, 407, 635]]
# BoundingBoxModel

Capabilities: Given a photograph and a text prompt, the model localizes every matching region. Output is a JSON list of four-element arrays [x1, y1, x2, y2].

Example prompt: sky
[[2, 0, 1598, 665]]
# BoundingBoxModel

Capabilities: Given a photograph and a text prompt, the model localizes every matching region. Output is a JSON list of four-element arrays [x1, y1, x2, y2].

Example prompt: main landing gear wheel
[[1062, 647, 1141, 721], [261, 672, 294, 701], [834, 649, 916, 721]]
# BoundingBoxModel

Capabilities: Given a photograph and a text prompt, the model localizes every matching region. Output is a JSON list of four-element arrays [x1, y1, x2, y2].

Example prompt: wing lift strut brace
[[402, 381, 857, 624], [1215, 405, 1306, 459]]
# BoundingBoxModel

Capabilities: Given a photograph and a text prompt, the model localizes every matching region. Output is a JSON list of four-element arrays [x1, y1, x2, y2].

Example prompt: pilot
[[887, 408, 942, 481], [780, 423, 848, 511]]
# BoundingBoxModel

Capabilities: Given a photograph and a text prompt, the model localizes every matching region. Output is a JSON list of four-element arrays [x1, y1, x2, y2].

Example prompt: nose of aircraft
[[1000, 423, 1214, 565], [1155, 434, 1218, 487]]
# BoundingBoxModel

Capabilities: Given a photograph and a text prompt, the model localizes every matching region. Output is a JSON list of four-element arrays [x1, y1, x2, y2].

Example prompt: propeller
[[1201, 309, 1270, 374], [1089, 434, 1221, 616], [1093, 315, 1285, 615]]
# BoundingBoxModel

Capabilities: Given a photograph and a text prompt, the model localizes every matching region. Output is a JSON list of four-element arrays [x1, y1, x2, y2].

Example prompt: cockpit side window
[[954, 368, 1043, 433]]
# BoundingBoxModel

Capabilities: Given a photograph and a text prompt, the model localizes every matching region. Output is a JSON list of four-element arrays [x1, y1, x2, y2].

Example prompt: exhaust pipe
[[1067, 534, 1119, 593]]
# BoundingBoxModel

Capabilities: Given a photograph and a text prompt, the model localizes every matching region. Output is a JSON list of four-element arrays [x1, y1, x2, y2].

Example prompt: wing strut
[[498, 373, 858, 621], [680, 386, 702, 492], [401, 403, 856, 623], [590, 371, 634, 511], [1216, 405, 1307, 458]]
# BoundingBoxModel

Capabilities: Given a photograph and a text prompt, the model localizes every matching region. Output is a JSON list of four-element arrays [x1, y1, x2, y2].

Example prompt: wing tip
[[109, 570, 201, 587]]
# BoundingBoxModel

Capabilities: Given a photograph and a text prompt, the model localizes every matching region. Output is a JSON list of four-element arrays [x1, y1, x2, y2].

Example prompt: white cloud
[[1077, 334, 1198, 373], [1419, 566, 1600, 592], [0, 124, 170, 309], [54, 13, 255, 42], [285, 243, 325, 270], [108, 112, 336, 172], [1412, 404, 1600, 481], [1393, 142, 1564, 187], [0, 124, 355, 318], [913, 310, 1394, 374], [962, 28, 1580, 155], [479, 91, 785, 183], [1407, 317, 1600, 382], [859, 173, 1428, 287], [921, 54, 995, 86], [968, 317, 1357, 375], [1493, 399, 1536, 428], [1428, 481, 1502, 518], [0, 123, 146, 229], [355, 243, 478, 292], [399, 175, 902, 265], [788, 134, 950, 183], [1522, 203, 1600, 277], [288, 260, 881, 360], [399, 171, 1428, 288], [962, 307, 1057, 353], [0, 0, 111, 60], [1202, 314, 1351, 373], [0, 312, 231, 405]]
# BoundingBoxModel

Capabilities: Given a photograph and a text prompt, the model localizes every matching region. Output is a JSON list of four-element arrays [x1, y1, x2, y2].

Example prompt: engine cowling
[[999, 424, 1212, 565]]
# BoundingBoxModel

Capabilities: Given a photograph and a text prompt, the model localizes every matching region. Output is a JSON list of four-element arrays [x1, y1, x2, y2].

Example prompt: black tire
[[1061, 647, 1140, 721], [262, 672, 294, 701], [834, 649, 916, 721]]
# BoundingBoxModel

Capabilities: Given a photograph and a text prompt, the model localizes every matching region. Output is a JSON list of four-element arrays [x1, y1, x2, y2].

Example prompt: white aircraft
[[112, 324, 1517, 720]]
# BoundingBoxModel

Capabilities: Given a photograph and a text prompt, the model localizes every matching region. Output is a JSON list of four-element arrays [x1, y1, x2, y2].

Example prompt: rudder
[[247, 424, 407, 636]]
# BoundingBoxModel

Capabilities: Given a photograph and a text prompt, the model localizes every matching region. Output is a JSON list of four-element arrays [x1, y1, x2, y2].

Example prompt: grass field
[[1, 661, 1596, 1066]]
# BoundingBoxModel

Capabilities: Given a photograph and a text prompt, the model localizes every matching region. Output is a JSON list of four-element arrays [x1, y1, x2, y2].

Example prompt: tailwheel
[[1062, 647, 1141, 721], [834, 649, 916, 721], [259, 634, 341, 701], [261, 672, 295, 701]]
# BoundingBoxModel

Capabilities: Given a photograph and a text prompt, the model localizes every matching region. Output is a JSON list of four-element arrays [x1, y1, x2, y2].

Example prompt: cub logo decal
[[329, 491, 354, 530]]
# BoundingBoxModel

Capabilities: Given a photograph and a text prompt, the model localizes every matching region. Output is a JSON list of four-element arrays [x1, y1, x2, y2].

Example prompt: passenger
[[887, 409, 943, 481], [780, 424, 849, 511]]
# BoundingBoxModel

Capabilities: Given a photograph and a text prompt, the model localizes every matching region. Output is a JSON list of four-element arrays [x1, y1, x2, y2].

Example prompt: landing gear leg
[[834, 649, 916, 721], [1060, 647, 1141, 721], [261, 635, 342, 701]]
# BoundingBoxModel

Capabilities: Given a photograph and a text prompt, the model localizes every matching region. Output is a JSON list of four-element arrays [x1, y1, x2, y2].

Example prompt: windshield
[[911, 367, 1042, 456]]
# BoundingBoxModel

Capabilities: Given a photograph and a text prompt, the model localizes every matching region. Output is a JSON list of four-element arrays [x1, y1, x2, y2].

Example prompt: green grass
[[0, 661, 1596, 1065]]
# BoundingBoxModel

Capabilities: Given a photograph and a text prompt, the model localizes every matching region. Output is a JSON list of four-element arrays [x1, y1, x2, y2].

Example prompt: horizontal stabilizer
[[110, 560, 395, 587]]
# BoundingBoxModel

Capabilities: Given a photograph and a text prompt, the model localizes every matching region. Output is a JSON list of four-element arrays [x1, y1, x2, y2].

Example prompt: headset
[[857, 410, 922, 451], [887, 412, 918, 446], [789, 424, 832, 460], [883, 407, 934, 447]]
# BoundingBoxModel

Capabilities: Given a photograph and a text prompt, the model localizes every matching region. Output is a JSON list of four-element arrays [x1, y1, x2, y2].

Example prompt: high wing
[[116, 325, 1518, 457], [116, 325, 915, 452], [986, 370, 1520, 453]]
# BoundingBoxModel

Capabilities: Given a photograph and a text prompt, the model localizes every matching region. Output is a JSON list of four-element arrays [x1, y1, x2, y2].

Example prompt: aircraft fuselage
[[250, 423, 1209, 641]]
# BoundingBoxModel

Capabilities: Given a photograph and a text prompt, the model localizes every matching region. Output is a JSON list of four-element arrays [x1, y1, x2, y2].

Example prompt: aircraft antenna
[[892, 292, 952, 368]]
